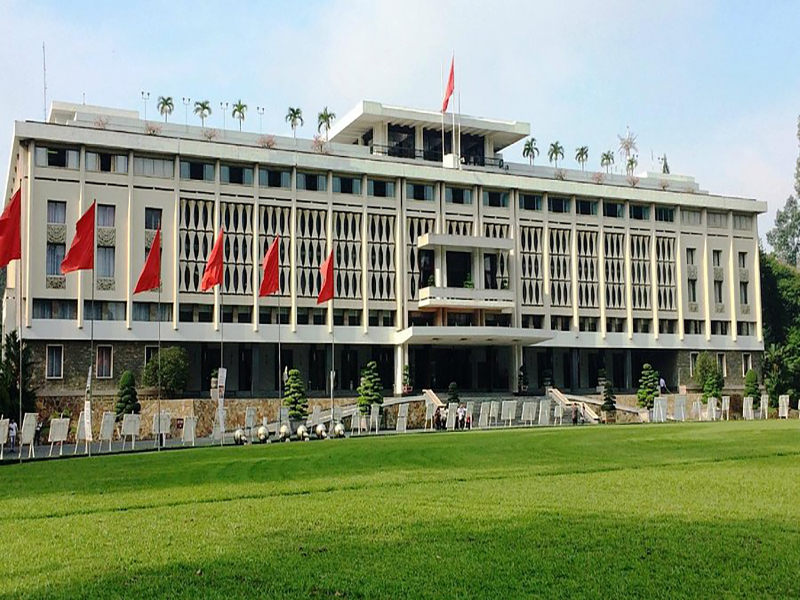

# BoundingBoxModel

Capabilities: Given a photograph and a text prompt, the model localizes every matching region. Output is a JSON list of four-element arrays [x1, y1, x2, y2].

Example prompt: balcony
[[418, 286, 515, 310], [417, 233, 514, 252]]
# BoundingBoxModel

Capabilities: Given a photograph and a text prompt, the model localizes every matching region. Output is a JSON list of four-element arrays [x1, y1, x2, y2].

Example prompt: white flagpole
[[277, 251, 283, 431], [219, 277, 224, 447], [157, 263, 162, 451], [451, 53, 456, 166], [440, 60, 445, 162], [17, 234, 23, 465], [330, 296, 335, 428], [88, 207, 96, 458]]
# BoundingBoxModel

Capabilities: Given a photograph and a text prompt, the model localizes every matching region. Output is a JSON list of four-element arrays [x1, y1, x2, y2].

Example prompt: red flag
[[259, 236, 280, 297], [441, 56, 455, 113], [134, 229, 161, 294], [200, 229, 225, 291], [0, 188, 21, 268], [316, 248, 334, 304], [61, 202, 96, 273]]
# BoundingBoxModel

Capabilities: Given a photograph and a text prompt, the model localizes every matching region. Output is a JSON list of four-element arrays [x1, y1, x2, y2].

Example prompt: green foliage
[[693, 352, 723, 402], [142, 347, 189, 397], [447, 382, 459, 403], [0, 330, 36, 418], [403, 364, 411, 387], [518, 365, 529, 390], [601, 380, 616, 412], [744, 369, 759, 399], [636, 363, 660, 409], [283, 368, 308, 420], [463, 273, 474, 289], [357, 361, 383, 415], [115, 371, 140, 418], [766, 118, 800, 265]]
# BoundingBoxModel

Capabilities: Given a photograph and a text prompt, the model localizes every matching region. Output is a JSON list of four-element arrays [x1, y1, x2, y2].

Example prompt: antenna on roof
[[42, 42, 47, 120]]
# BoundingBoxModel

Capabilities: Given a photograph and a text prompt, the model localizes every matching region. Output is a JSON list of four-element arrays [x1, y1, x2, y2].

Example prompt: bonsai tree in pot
[[601, 379, 617, 424], [402, 364, 413, 394], [518, 364, 529, 394], [283, 368, 309, 429]]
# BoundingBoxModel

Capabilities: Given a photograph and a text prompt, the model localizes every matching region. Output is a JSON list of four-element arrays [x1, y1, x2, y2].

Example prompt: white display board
[[674, 396, 686, 422], [370, 403, 381, 433], [759, 395, 769, 419], [521, 401, 534, 425], [707, 398, 718, 421], [502, 400, 517, 425], [20, 413, 37, 459], [478, 402, 489, 428], [0, 418, 8, 445], [182, 416, 197, 445], [721, 396, 731, 420], [743, 397, 754, 421], [99, 412, 115, 442], [653, 399, 667, 423], [121, 413, 141, 437], [152, 411, 171, 436], [538, 399, 551, 426], [489, 401, 500, 426], [446, 402, 457, 430], [83, 401, 93, 442], [778, 395, 789, 418], [245, 406, 257, 431], [48, 418, 70, 443]]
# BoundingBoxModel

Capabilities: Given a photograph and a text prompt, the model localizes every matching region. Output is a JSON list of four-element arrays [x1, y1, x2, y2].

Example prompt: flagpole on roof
[[17, 188, 23, 464], [452, 53, 456, 168], [88, 202, 96, 458], [440, 60, 445, 164], [157, 232, 162, 451]]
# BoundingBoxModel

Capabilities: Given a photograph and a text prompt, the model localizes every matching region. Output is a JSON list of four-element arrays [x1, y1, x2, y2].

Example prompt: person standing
[[8, 419, 17, 452], [571, 403, 579, 425], [34, 420, 42, 446]]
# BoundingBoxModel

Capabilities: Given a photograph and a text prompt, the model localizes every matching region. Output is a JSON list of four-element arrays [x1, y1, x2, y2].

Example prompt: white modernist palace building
[[2, 100, 765, 398]]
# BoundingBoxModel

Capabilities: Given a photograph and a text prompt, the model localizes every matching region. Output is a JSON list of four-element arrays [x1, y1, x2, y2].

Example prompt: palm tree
[[317, 107, 336, 141], [618, 126, 638, 161], [626, 155, 639, 175], [232, 100, 247, 131], [286, 107, 304, 138], [600, 151, 615, 173], [522, 138, 539, 166], [548, 141, 565, 168], [157, 96, 174, 123], [575, 146, 589, 171], [194, 100, 212, 127]]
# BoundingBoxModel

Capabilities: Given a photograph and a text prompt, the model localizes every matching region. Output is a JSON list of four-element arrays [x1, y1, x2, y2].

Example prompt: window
[[738, 322, 755, 337], [629, 204, 650, 220], [742, 352, 752, 376], [712, 250, 722, 267], [97, 246, 115, 278], [690, 352, 699, 377], [733, 214, 753, 231], [220, 164, 253, 185], [97, 204, 115, 227], [633, 318, 651, 333], [606, 317, 625, 333], [145, 208, 162, 230], [145, 346, 159, 366], [46, 345, 63, 379], [716, 353, 727, 377], [259, 168, 291, 189], [686, 247, 696, 265], [35, 147, 79, 169], [655, 207, 674, 222], [738, 251, 747, 269], [687, 279, 697, 303], [368, 179, 395, 198], [132, 302, 172, 322], [86, 151, 128, 174], [84, 301, 126, 321], [483, 190, 509, 208], [297, 171, 327, 192], [711, 320, 729, 335], [682, 209, 701, 226], [134, 156, 173, 178], [576, 199, 598, 216], [33, 299, 77, 319], [445, 186, 472, 205], [684, 319, 704, 335], [739, 281, 749, 305], [96, 346, 113, 379], [658, 319, 677, 334], [522, 314, 544, 329], [603, 201, 624, 218], [46, 243, 65, 276], [550, 315, 571, 331], [519, 194, 542, 211], [708, 212, 727, 228], [47, 200, 67, 224], [579, 317, 599, 332], [180, 160, 215, 181], [333, 175, 361, 195], [407, 182, 434, 201], [714, 280, 724, 304], [548, 196, 570, 213]]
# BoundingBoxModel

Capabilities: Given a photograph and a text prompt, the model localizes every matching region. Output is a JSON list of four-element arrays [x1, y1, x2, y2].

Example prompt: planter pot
[[289, 418, 305, 435], [602, 410, 616, 424], [403, 385, 414, 395]]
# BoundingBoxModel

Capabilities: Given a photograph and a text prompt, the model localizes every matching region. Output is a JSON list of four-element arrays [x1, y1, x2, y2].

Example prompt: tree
[[0, 331, 36, 418], [522, 138, 539, 166], [600, 150, 615, 173], [618, 127, 638, 161], [194, 100, 212, 127], [693, 352, 723, 402], [548, 141, 564, 168], [286, 107, 304, 138], [744, 368, 759, 399], [357, 361, 383, 415], [157, 96, 174, 122], [626, 155, 638, 175], [115, 371, 140, 418], [767, 117, 800, 265], [317, 107, 336, 141], [575, 146, 589, 171], [142, 346, 189, 397], [283, 368, 308, 420], [636, 363, 659, 409], [601, 379, 616, 412], [661, 154, 670, 174], [447, 381, 459, 403], [232, 99, 247, 131]]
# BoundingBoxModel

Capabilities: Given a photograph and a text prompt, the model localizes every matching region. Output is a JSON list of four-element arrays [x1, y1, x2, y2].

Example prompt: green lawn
[[1, 421, 799, 598]]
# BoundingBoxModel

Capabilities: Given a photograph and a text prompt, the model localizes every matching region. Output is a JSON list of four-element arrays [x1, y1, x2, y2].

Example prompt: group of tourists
[[432, 404, 472, 430]]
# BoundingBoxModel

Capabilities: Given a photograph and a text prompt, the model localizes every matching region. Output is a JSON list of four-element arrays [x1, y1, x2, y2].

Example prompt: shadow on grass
[[11, 511, 799, 598]]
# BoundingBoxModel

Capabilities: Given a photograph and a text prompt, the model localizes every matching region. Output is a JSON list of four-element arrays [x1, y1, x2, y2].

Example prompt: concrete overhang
[[397, 326, 551, 346], [418, 233, 514, 252]]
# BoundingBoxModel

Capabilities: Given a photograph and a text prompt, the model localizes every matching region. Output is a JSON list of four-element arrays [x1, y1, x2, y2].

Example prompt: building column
[[393, 343, 405, 396], [511, 344, 522, 392], [624, 349, 633, 390]]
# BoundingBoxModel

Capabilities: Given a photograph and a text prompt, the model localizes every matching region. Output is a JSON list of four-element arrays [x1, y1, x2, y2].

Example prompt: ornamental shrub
[[115, 371, 140, 418], [283, 369, 308, 420], [637, 364, 660, 409]]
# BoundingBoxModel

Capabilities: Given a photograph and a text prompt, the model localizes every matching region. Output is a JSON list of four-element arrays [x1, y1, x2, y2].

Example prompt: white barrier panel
[[521, 402, 536, 426], [99, 412, 115, 451], [0, 418, 8, 460], [553, 403, 563, 425], [743, 397, 754, 421], [478, 403, 490, 428], [370, 403, 381, 434], [778, 395, 789, 419], [674, 396, 686, 422], [121, 413, 141, 450], [538, 399, 551, 426], [721, 396, 731, 421], [692, 400, 704, 421], [48, 418, 70, 457], [501, 400, 517, 426], [489, 401, 500, 426], [153, 411, 171, 448], [245, 407, 257, 431], [182, 416, 197, 446], [396, 403, 409, 433], [20, 413, 37, 459], [446, 403, 457, 431], [707, 398, 718, 421], [653, 399, 667, 423], [759, 395, 769, 420], [424, 402, 436, 431]]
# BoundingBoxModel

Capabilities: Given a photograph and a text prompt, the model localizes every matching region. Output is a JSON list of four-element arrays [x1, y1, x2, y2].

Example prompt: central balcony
[[418, 286, 515, 310], [417, 233, 514, 252]]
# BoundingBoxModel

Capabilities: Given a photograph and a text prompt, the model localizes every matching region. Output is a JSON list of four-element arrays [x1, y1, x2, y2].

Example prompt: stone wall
[[674, 349, 762, 391]]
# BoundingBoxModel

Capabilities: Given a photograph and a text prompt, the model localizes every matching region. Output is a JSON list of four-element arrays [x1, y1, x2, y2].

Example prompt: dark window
[[145, 208, 162, 230], [84, 301, 126, 321], [655, 207, 674, 222], [180, 160, 215, 181], [519, 194, 542, 211], [629, 204, 650, 220], [658, 319, 677, 334], [550, 316, 571, 331], [548, 196, 570, 213], [606, 317, 625, 333], [46, 243, 65, 275], [684, 320, 704, 335], [407, 182, 434, 201], [603, 202, 624, 218], [522, 314, 544, 329], [482, 190, 509, 207], [333, 175, 361, 194], [579, 317, 599, 332], [221, 164, 253, 185], [368, 179, 395, 197], [33, 299, 77, 320], [445, 187, 471, 205], [297, 172, 326, 191], [259, 168, 291, 188], [633, 318, 651, 333], [576, 199, 597, 216]]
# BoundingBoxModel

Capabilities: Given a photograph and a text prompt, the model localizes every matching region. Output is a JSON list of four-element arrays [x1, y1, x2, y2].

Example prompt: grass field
[[1, 421, 799, 598]]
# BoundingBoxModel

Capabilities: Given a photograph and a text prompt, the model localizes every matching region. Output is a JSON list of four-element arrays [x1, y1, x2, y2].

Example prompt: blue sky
[[1, 0, 798, 236]]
